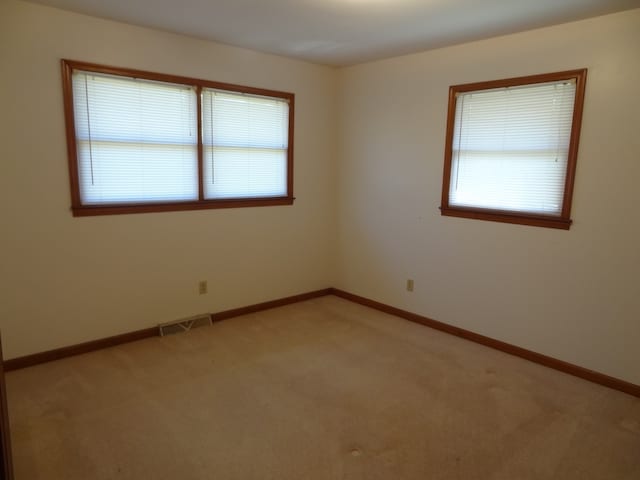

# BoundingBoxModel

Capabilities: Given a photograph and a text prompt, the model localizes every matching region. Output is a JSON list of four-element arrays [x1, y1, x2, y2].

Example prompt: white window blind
[[201, 89, 289, 199], [72, 71, 198, 205], [449, 80, 577, 216]]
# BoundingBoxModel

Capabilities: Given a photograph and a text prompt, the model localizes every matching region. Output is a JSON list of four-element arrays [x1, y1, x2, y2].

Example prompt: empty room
[[0, 0, 639, 478]]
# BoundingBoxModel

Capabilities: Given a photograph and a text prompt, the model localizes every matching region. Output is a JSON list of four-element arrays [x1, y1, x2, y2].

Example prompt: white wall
[[336, 9, 640, 384], [0, 0, 337, 359]]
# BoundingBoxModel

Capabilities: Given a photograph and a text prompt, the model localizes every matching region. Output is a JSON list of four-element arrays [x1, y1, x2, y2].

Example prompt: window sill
[[440, 206, 572, 230], [72, 197, 295, 217]]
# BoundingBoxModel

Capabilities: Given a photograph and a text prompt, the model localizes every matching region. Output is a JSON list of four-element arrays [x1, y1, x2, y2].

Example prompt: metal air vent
[[158, 314, 212, 336]]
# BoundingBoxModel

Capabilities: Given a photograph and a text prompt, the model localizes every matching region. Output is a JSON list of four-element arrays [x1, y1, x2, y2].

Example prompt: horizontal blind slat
[[202, 88, 289, 199], [449, 79, 576, 215], [73, 71, 198, 205]]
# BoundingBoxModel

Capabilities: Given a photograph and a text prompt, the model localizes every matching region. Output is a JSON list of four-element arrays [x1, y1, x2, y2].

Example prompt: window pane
[[203, 147, 287, 199], [449, 80, 576, 215], [72, 71, 198, 204], [77, 142, 198, 204], [202, 89, 289, 199]]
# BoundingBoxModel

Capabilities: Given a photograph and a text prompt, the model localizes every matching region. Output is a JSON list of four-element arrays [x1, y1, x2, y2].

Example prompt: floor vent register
[[158, 314, 213, 336]]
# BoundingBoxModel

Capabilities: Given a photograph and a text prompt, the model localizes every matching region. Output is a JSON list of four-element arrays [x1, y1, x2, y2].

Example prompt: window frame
[[440, 69, 587, 230], [61, 59, 295, 217]]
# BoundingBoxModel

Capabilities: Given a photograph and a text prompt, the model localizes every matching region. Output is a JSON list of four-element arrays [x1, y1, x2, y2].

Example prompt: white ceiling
[[27, 0, 640, 66]]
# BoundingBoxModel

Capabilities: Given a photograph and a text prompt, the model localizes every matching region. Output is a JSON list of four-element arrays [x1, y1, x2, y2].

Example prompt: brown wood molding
[[4, 287, 638, 399], [71, 197, 294, 217], [61, 59, 295, 217], [210, 289, 331, 322], [440, 69, 587, 230], [329, 288, 640, 398], [3, 328, 158, 372], [3, 289, 332, 372], [0, 334, 14, 480], [439, 206, 572, 230]]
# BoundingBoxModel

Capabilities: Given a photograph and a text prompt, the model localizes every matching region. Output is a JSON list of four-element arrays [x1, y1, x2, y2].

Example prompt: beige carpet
[[6, 296, 640, 479]]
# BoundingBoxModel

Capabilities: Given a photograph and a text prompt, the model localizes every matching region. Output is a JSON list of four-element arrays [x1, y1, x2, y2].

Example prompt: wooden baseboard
[[211, 288, 332, 322], [4, 286, 637, 399], [329, 288, 640, 398], [3, 327, 158, 372], [4, 288, 332, 372]]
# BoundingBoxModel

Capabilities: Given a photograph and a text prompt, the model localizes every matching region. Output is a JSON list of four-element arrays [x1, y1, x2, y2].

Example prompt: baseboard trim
[[5, 287, 638, 398], [4, 288, 332, 372], [210, 288, 332, 322], [329, 288, 640, 398], [3, 327, 158, 372]]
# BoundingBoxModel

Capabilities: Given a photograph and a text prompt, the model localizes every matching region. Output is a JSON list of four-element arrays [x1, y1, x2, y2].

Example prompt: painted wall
[[0, 0, 337, 359], [335, 9, 640, 384]]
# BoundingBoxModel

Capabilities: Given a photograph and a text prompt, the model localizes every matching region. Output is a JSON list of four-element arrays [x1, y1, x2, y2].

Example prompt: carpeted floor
[[6, 296, 640, 479]]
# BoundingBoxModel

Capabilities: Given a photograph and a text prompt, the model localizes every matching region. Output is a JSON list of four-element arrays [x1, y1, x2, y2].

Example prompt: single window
[[62, 60, 294, 216], [440, 69, 587, 229]]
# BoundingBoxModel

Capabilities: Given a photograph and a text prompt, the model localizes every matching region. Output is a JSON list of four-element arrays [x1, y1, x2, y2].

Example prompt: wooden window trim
[[61, 59, 295, 217], [440, 69, 587, 230]]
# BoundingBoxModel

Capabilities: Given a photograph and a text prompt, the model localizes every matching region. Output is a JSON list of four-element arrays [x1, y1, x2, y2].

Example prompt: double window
[[440, 69, 587, 229], [62, 60, 294, 216]]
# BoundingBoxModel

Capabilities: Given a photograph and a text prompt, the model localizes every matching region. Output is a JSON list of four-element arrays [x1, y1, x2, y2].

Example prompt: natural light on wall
[[449, 80, 576, 215]]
